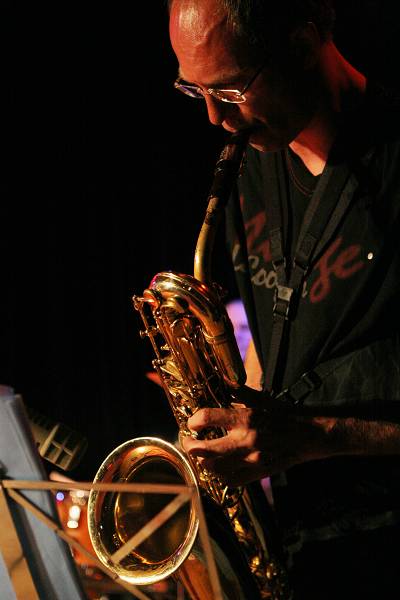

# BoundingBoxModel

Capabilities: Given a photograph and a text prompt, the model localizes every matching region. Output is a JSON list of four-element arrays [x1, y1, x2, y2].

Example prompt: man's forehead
[[169, 0, 228, 51]]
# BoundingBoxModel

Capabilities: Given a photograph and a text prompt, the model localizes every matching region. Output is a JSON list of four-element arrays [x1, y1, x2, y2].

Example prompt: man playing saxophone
[[168, 1, 400, 598]]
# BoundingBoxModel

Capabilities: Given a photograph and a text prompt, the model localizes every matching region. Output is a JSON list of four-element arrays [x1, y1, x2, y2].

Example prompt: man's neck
[[289, 42, 367, 176], [289, 110, 337, 175]]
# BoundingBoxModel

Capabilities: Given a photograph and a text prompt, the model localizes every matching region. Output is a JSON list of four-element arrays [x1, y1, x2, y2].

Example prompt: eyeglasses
[[174, 60, 266, 104]]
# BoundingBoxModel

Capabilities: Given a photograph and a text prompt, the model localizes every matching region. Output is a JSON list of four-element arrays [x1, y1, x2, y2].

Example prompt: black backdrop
[[2, 2, 400, 480]]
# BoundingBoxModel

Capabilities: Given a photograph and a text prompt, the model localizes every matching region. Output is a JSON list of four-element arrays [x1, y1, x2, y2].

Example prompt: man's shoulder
[[344, 82, 400, 177], [364, 80, 400, 142], [366, 81, 400, 112]]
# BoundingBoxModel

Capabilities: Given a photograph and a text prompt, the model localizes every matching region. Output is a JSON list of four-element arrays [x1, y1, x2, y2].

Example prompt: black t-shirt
[[227, 83, 400, 392], [225, 82, 400, 585]]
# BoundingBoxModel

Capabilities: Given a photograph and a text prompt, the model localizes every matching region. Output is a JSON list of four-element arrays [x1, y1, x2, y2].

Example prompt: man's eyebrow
[[177, 68, 242, 88]]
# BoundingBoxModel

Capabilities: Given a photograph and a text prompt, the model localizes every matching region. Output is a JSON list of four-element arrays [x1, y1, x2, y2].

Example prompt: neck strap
[[265, 148, 358, 393]]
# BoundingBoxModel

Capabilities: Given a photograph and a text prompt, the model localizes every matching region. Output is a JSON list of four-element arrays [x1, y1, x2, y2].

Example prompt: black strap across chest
[[265, 149, 358, 394]]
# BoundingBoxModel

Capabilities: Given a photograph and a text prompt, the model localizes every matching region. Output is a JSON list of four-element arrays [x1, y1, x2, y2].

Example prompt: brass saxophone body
[[87, 131, 291, 599]]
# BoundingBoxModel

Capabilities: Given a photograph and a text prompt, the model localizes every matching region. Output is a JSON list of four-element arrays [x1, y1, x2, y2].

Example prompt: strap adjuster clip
[[299, 370, 322, 392], [273, 285, 294, 320], [275, 370, 322, 406]]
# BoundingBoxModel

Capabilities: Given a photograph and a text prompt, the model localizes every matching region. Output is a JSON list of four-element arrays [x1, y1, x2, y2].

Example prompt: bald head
[[169, 0, 253, 87], [169, 0, 225, 40], [169, 0, 244, 74], [169, 0, 335, 49]]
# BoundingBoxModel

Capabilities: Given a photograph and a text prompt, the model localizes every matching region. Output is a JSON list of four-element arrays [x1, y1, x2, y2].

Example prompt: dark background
[[2, 2, 400, 481]]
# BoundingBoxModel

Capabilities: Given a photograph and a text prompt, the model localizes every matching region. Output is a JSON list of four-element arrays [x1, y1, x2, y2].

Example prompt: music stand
[[0, 385, 87, 600], [0, 386, 225, 600]]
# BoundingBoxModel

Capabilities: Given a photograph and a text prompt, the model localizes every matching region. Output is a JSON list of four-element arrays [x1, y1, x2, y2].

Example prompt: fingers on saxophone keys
[[181, 430, 237, 458], [187, 407, 238, 432]]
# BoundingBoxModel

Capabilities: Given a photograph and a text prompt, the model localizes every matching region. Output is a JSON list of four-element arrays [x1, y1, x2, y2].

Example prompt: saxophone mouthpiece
[[220, 129, 251, 159]]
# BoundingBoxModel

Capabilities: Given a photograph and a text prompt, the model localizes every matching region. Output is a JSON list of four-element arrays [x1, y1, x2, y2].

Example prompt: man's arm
[[181, 396, 400, 487]]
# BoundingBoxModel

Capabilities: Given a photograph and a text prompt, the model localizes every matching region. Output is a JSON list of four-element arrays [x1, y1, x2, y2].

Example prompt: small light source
[[367, 252, 374, 260], [56, 492, 65, 502], [67, 520, 79, 529], [69, 505, 81, 520]]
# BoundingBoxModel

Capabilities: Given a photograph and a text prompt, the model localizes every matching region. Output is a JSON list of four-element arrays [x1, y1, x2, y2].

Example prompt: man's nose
[[204, 94, 229, 126]]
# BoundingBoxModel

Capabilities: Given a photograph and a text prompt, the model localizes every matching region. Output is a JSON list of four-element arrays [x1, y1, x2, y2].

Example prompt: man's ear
[[290, 21, 322, 70]]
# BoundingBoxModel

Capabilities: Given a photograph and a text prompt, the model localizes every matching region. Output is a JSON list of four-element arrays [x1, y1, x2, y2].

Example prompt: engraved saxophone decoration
[[87, 131, 291, 599]]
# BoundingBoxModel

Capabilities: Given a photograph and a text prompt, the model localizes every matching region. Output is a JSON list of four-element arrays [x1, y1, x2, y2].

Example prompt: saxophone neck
[[194, 130, 250, 284]]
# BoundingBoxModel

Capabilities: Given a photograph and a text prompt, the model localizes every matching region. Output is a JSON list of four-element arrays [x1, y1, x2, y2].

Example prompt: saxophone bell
[[87, 437, 199, 585]]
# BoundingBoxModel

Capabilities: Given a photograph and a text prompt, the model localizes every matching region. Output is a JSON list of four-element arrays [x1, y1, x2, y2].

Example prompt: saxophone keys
[[266, 560, 279, 580], [139, 325, 158, 339]]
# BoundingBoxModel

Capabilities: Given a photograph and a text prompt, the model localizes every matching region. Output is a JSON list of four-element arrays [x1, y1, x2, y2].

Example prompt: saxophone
[[87, 131, 291, 599]]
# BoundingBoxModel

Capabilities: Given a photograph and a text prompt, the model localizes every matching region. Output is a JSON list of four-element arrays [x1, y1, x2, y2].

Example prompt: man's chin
[[249, 129, 292, 153]]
